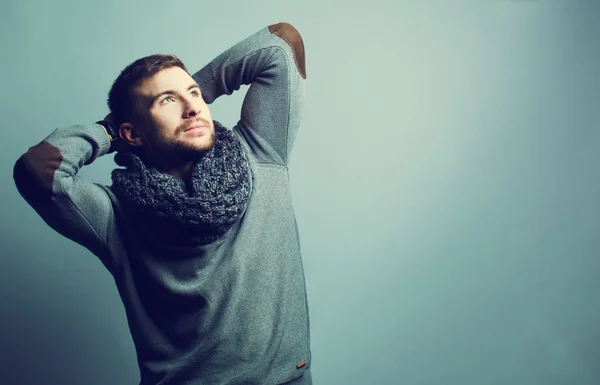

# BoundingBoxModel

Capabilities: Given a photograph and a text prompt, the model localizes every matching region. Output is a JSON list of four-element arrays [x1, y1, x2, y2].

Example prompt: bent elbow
[[268, 22, 306, 80], [14, 141, 63, 201]]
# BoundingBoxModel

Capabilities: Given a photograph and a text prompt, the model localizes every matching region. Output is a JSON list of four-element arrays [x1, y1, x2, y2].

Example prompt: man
[[13, 22, 311, 385]]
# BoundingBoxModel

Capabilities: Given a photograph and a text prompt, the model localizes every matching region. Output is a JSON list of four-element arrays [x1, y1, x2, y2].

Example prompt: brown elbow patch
[[22, 141, 63, 191], [268, 22, 307, 79]]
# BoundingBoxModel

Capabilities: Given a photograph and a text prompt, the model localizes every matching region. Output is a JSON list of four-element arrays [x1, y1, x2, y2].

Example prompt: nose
[[183, 98, 202, 118]]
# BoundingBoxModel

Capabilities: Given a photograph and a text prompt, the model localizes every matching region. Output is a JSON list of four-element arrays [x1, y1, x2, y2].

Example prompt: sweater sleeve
[[13, 124, 119, 273], [192, 22, 307, 165]]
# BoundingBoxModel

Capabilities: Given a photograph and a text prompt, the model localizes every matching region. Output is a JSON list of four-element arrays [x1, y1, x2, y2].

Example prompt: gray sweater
[[13, 23, 310, 385]]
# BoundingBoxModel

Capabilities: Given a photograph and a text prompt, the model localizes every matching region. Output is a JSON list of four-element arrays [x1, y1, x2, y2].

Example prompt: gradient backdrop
[[1, 1, 599, 384]]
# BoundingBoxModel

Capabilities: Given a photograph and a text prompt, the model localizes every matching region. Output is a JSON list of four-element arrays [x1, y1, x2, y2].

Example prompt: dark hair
[[107, 54, 188, 126]]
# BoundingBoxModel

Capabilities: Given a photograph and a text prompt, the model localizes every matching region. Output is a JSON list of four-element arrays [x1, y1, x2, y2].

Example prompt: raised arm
[[192, 22, 306, 165], [13, 123, 119, 273]]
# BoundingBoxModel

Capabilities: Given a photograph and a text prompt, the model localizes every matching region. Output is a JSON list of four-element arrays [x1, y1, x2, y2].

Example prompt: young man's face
[[131, 66, 214, 157]]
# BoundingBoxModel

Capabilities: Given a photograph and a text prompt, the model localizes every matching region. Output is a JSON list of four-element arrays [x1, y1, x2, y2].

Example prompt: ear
[[119, 122, 144, 147]]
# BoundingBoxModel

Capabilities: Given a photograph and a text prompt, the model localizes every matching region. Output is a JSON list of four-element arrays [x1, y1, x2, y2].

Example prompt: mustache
[[177, 118, 212, 134]]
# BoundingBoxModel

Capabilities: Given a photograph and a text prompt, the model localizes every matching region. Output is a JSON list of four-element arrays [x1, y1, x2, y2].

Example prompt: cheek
[[150, 110, 180, 134], [203, 103, 212, 119]]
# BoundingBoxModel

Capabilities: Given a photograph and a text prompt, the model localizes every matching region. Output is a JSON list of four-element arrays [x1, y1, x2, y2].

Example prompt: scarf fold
[[111, 120, 251, 248]]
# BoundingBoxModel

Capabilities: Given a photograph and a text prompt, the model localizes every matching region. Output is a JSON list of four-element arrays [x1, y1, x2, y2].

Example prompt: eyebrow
[[149, 83, 201, 106]]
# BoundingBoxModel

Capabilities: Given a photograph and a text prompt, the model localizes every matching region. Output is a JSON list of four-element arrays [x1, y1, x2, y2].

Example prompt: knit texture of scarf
[[110, 120, 251, 247]]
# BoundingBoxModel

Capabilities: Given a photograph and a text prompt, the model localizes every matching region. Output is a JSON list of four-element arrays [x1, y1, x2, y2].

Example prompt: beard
[[143, 119, 216, 167]]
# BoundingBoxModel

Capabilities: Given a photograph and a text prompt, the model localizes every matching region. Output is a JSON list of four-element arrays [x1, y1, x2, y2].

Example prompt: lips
[[184, 123, 208, 132]]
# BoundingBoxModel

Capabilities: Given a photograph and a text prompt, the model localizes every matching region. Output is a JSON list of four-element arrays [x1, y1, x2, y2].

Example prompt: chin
[[163, 130, 215, 156], [194, 130, 216, 150], [191, 136, 215, 151], [172, 141, 211, 157]]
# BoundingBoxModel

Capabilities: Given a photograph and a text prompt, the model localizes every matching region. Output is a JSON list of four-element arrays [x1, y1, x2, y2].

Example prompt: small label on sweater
[[296, 360, 307, 369]]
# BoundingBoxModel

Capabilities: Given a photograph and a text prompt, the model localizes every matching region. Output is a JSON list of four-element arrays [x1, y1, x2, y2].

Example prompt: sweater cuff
[[193, 64, 218, 104], [93, 123, 113, 156]]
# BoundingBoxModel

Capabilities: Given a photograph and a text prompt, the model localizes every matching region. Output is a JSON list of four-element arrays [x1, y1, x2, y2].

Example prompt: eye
[[160, 96, 175, 105], [191, 90, 200, 97]]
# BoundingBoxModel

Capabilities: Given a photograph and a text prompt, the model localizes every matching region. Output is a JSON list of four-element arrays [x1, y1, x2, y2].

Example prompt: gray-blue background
[[1, 1, 599, 384]]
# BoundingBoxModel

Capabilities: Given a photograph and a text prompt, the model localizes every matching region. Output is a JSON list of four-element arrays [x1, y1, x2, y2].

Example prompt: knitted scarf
[[110, 120, 251, 247]]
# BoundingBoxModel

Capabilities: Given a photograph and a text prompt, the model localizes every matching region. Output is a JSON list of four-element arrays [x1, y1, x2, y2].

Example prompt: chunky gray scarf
[[111, 121, 251, 247]]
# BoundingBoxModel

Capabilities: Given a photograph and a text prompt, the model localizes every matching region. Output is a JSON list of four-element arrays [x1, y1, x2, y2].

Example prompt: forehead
[[135, 66, 194, 98]]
